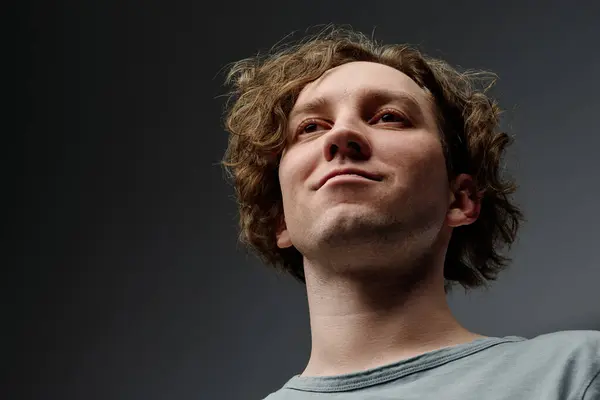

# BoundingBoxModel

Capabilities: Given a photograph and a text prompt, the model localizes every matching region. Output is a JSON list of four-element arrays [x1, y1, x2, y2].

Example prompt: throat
[[303, 325, 485, 376]]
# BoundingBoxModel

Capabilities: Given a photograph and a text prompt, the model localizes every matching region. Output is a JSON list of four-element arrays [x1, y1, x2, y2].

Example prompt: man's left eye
[[379, 113, 404, 123]]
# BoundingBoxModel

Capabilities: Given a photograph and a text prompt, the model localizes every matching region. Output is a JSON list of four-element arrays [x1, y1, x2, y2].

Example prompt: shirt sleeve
[[583, 368, 600, 400]]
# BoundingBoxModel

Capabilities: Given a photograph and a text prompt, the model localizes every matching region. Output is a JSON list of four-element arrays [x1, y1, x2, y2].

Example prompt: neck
[[300, 259, 485, 377]]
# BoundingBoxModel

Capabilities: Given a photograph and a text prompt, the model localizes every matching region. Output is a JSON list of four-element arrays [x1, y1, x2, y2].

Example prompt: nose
[[322, 124, 372, 162]]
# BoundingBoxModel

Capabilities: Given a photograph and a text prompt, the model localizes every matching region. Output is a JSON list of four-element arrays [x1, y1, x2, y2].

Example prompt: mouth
[[318, 168, 382, 189]]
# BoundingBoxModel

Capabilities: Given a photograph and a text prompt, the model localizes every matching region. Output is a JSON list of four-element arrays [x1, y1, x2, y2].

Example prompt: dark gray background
[[15, 0, 599, 399]]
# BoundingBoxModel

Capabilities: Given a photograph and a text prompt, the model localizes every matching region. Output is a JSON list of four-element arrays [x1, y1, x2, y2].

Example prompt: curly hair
[[221, 26, 524, 292]]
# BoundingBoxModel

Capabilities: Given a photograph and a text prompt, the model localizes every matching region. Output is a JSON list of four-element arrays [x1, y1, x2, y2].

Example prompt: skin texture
[[276, 61, 485, 376]]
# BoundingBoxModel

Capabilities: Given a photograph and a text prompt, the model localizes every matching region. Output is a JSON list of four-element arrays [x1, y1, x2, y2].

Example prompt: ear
[[276, 215, 293, 249], [446, 173, 483, 228]]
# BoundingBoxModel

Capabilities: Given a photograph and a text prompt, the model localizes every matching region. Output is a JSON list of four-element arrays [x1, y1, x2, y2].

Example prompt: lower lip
[[323, 174, 375, 186]]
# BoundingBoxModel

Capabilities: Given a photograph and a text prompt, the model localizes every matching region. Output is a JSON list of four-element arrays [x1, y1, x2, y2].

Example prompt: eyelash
[[295, 108, 411, 135], [295, 118, 322, 135], [371, 108, 411, 125]]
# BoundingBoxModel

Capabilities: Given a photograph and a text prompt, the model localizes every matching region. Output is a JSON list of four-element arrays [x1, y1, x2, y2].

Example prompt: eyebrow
[[288, 96, 330, 121], [288, 88, 426, 122]]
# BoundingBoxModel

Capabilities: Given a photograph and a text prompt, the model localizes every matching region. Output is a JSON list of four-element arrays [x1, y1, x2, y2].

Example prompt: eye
[[372, 110, 411, 126], [296, 119, 329, 135]]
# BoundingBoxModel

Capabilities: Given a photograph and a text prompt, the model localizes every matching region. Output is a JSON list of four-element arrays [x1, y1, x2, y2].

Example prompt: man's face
[[276, 61, 453, 272]]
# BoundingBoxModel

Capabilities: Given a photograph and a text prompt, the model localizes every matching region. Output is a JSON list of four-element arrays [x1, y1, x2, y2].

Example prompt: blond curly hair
[[221, 27, 524, 292]]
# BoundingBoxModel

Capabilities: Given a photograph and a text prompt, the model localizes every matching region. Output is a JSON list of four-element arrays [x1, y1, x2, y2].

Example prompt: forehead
[[292, 61, 431, 110]]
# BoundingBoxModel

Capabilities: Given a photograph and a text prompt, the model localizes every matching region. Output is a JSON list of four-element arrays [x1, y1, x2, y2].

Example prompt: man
[[221, 27, 600, 399]]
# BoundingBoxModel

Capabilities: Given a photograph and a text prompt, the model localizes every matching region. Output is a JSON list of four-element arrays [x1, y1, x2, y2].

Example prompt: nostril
[[347, 141, 361, 153], [329, 144, 339, 158]]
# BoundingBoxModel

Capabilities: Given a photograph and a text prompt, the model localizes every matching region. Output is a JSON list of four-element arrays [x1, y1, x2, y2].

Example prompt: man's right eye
[[303, 123, 318, 133], [297, 119, 326, 135]]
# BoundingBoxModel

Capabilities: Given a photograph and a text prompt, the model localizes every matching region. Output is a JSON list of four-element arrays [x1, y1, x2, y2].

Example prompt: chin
[[316, 207, 380, 236], [307, 213, 398, 259]]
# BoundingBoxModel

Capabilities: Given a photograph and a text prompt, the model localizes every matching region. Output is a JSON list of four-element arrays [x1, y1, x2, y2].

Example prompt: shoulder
[[261, 390, 295, 400], [526, 329, 600, 354], [511, 330, 600, 367], [520, 330, 600, 399]]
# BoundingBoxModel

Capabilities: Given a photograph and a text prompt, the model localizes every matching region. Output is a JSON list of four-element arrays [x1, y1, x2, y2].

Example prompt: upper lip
[[317, 168, 382, 189]]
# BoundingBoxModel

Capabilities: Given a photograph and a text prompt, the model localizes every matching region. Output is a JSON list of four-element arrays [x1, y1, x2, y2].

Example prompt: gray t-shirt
[[264, 330, 600, 399]]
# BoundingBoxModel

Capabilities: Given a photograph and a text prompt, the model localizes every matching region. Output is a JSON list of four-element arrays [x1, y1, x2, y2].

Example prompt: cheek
[[415, 140, 450, 202], [386, 136, 448, 192], [277, 162, 294, 211], [277, 146, 317, 208], [417, 140, 447, 179]]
